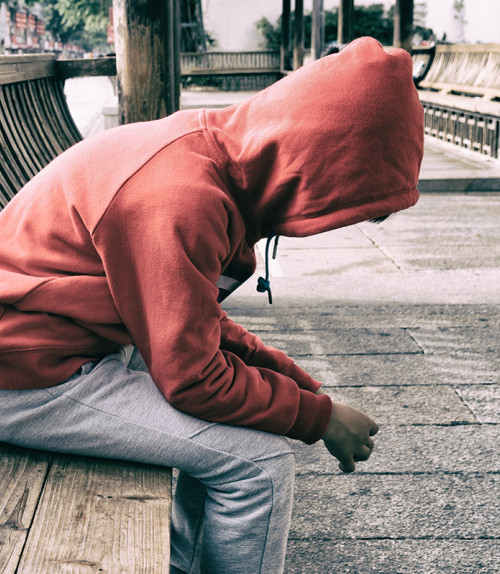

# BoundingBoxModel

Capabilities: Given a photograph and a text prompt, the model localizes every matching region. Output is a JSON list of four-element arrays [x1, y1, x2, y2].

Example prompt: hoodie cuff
[[285, 391, 332, 444]]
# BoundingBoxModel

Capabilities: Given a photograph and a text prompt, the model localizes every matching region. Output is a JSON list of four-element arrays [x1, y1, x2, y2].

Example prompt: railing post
[[293, 0, 304, 69], [393, 0, 414, 52], [338, 0, 354, 45], [113, 0, 180, 125], [281, 0, 292, 71], [311, 0, 324, 60]]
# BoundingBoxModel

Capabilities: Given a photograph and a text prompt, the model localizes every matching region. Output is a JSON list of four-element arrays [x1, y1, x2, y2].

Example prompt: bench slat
[[0, 85, 44, 181], [0, 444, 50, 574], [17, 455, 172, 573], [0, 55, 57, 86], [15, 81, 60, 166], [0, 103, 31, 202], [0, 77, 83, 207], [26, 79, 72, 159], [41, 77, 83, 147]]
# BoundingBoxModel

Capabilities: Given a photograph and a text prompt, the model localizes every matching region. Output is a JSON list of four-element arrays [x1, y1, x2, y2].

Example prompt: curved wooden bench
[[413, 44, 500, 158], [411, 44, 436, 87], [418, 43, 500, 103], [0, 55, 172, 572], [0, 54, 82, 208]]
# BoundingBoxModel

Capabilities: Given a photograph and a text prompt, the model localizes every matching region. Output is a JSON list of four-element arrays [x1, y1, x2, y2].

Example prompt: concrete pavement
[[223, 193, 500, 573]]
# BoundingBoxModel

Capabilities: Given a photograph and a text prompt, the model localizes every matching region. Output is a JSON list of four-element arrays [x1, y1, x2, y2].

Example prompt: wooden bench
[[412, 44, 500, 159], [0, 54, 118, 207], [0, 443, 171, 573], [0, 54, 172, 571]]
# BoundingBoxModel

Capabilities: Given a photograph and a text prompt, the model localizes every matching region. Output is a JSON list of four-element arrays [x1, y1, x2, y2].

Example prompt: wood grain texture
[[17, 455, 171, 573], [0, 444, 50, 574], [0, 55, 57, 85], [113, 0, 180, 124], [56, 58, 117, 80]]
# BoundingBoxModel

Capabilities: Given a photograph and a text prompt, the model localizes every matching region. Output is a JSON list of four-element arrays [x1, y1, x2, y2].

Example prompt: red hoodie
[[0, 38, 423, 444]]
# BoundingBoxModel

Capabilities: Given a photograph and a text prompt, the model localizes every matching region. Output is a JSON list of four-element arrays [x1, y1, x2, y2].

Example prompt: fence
[[181, 50, 282, 91]]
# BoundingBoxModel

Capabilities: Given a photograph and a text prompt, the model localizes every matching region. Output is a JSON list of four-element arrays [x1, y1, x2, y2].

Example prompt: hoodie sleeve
[[92, 146, 332, 444], [219, 311, 323, 393]]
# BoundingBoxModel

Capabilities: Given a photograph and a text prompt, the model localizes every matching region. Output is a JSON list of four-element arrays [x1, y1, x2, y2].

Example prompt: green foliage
[[255, 16, 281, 50], [19, 0, 111, 51], [323, 10, 338, 44], [256, 4, 397, 49], [354, 4, 393, 45], [56, 0, 110, 34]]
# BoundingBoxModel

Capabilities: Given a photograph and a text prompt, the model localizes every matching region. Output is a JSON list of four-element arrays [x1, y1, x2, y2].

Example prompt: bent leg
[[0, 346, 295, 574]]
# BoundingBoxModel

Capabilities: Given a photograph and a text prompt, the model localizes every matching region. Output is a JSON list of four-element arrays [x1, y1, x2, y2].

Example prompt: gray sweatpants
[[0, 346, 296, 574]]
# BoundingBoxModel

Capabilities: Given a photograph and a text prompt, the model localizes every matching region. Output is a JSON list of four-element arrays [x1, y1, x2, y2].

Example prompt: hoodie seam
[[2, 277, 57, 306], [200, 109, 248, 189], [274, 186, 418, 223], [200, 110, 261, 244], [91, 127, 205, 237], [199, 109, 226, 166]]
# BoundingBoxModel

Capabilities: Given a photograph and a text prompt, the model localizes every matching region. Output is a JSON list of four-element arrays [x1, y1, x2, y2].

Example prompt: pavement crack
[[358, 226, 403, 271], [404, 328, 426, 353]]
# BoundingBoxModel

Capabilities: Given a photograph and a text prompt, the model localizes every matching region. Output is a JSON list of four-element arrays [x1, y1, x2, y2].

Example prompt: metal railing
[[423, 103, 499, 158]]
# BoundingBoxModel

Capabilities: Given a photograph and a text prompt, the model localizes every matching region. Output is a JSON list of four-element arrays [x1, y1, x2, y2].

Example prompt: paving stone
[[293, 353, 500, 387], [257, 328, 422, 356], [275, 247, 400, 276], [358, 196, 500, 247], [320, 386, 476, 425], [285, 539, 500, 574], [225, 303, 500, 329], [408, 326, 500, 354], [456, 385, 500, 423], [280, 227, 373, 249], [290, 474, 500, 540], [371, 244, 500, 272], [292, 424, 500, 475]]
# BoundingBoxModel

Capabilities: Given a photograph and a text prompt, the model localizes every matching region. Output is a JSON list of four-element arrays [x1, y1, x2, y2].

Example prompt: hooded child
[[0, 37, 423, 573]]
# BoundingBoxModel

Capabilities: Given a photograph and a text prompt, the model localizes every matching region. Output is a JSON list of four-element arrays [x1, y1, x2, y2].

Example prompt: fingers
[[354, 444, 373, 462], [338, 458, 355, 473], [341, 439, 376, 473]]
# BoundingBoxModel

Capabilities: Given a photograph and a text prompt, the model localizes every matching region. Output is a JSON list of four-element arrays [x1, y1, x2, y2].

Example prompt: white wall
[[427, 0, 500, 44]]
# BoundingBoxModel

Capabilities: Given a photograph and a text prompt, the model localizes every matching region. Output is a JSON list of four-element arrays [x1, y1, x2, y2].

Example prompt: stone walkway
[[224, 193, 500, 573]]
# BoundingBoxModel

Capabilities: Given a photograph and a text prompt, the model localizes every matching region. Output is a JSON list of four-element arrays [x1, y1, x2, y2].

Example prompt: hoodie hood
[[204, 37, 424, 240]]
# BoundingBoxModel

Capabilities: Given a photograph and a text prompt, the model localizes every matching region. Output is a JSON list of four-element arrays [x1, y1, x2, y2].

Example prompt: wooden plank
[[0, 444, 50, 574], [56, 57, 117, 80], [182, 68, 282, 76], [17, 455, 172, 573], [0, 55, 56, 86]]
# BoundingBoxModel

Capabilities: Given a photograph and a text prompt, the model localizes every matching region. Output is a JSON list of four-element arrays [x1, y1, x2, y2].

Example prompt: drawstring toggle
[[256, 232, 280, 304]]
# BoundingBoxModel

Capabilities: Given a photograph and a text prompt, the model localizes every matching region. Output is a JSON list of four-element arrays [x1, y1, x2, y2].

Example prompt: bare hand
[[322, 401, 379, 473]]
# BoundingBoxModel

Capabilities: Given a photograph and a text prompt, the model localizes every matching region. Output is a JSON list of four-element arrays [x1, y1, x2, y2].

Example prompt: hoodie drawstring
[[256, 232, 280, 304]]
